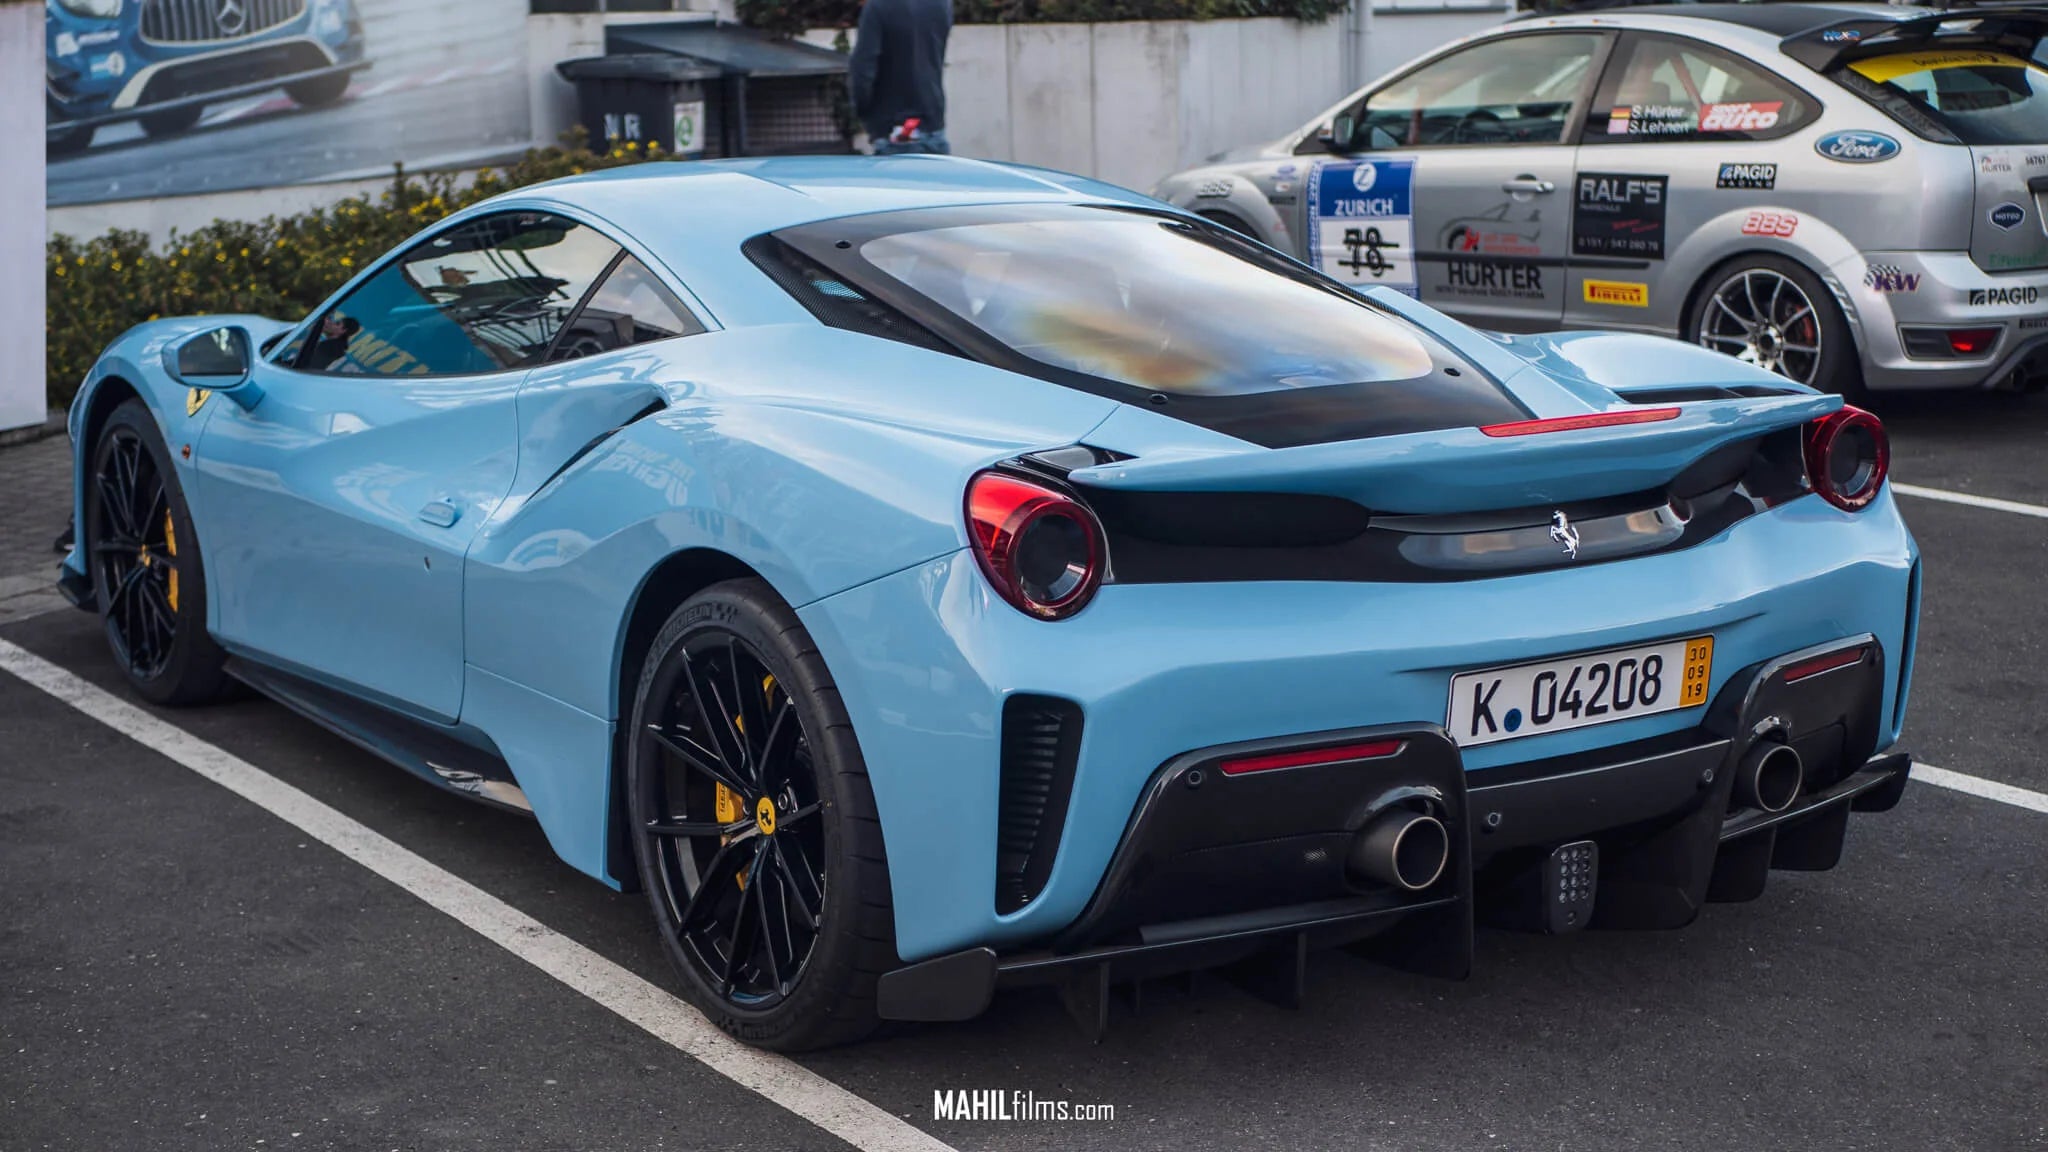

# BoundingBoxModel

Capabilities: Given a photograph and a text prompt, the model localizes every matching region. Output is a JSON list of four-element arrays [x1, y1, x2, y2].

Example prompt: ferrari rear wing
[[1066, 393, 1840, 516], [1781, 4, 2048, 73]]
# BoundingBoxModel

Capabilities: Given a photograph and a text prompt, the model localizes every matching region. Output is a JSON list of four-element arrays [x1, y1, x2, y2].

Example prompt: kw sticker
[[1583, 279, 1649, 308], [1864, 264, 1920, 293], [1308, 158, 1417, 297]]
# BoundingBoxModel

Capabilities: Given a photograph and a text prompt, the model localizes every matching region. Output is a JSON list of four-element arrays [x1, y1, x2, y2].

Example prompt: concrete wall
[[3, 2, 47, 431]]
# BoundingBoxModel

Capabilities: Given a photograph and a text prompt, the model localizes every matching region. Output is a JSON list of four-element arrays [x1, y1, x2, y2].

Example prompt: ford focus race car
[[59, 157, 1917, 1049], [1155, 3, 2048, 400]]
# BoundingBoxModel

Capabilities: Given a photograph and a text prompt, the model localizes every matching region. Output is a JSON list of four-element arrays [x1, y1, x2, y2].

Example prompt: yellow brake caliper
[[715, 674, 779, 890], [164, 511, 179, 615]]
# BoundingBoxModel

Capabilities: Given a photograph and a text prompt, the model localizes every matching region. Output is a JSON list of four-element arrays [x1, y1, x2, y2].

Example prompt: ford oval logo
[[1815, 131, 1901, 164]]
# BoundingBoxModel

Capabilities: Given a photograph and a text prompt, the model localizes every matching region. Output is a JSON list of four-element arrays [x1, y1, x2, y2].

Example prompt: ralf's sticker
[[1308, 158, 1417, 297], [1573, 173, 1668, 260], [1582, 279, 1649, 308], [1864, 264, 1920, 293], [1739, 211, 1798, 238]]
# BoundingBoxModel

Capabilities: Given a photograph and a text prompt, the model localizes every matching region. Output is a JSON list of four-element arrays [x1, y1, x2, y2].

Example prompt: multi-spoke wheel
[[1687, 255, 1864, 399], [627, 580, 896, 1050], [87, 400, 229, 705]]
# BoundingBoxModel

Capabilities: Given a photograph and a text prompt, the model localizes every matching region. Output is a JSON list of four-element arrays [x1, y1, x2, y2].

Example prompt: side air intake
[[995, 695, 1084, 915]]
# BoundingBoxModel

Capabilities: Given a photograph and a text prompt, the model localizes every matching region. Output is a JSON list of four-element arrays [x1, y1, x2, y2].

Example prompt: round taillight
[[1802, 406, 1889, 512], [965, 471, 1104, 620]]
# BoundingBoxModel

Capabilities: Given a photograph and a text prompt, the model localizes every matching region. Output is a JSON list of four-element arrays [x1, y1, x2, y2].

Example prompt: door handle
[[418, 501, 460, 528], [1501, 177, 1556, 195]]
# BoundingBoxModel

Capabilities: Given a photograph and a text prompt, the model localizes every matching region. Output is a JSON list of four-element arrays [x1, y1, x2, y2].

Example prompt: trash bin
[[557, 54, 723, 158]]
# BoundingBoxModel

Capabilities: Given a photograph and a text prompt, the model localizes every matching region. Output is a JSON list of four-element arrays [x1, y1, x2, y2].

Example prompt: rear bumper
[[1841, 251, 2048, 391], [877, 636, 1909, 1025]]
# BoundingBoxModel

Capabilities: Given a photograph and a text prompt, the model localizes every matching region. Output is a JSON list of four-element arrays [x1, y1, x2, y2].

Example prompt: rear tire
[[626, 579, 897, 1051], [86, 400, 231, 706], [1685, 254, 1867, 402]]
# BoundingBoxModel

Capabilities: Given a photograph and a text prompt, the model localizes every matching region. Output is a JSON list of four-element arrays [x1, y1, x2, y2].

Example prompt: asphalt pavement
[[47, 0, 533, 207], [3, 392, 2046, 1151]]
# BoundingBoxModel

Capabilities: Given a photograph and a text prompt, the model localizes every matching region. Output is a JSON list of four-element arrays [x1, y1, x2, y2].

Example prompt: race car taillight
[[966, 471, 1104, 620], [1802, 406, 1889, 512]]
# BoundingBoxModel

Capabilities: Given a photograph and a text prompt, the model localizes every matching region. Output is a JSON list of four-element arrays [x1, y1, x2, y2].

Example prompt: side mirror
[[165, 326, 263, 410], [1322, 116, 1355, 155]]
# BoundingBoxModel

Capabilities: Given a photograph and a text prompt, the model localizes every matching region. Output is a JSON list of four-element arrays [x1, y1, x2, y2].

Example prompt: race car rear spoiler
[[1781, 4, 2048, 73]]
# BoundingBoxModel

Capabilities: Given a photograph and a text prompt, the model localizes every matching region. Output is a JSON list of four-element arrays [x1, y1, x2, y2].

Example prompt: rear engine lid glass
[[763, 204, 1527, 448]]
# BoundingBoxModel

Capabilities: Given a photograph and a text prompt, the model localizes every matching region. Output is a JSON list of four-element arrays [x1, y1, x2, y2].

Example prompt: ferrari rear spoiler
[[1781, 5, 2048, 73], [1067, 393, 1840, 515]]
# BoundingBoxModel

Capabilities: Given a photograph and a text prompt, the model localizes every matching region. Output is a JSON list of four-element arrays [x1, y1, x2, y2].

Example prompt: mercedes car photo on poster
[[1153, 3, 2048, 401], [45, 0, 369, 154], [58, 156, 1916, 1050]]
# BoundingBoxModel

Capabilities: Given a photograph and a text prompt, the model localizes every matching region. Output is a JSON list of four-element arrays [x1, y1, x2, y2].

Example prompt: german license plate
[[1447, 636, 1713, 748]]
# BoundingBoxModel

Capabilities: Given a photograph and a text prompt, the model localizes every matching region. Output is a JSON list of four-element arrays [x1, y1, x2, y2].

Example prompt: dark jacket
[[847, 0, 951, 142]]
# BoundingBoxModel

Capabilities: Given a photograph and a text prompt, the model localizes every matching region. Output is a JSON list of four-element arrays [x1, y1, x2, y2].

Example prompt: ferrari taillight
[[965, 471, 1105, 620], [1802, 406, 1889, 512]]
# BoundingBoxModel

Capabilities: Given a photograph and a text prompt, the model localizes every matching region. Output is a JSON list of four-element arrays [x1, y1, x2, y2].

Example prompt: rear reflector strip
[[1480, 407, 1682, 438], [1782, 645, 1867, 684], [1217, 738, 1404, 776]]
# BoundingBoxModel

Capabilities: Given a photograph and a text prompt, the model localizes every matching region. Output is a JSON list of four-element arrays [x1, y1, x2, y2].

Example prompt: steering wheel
[[1452, 108, 1507, 145]]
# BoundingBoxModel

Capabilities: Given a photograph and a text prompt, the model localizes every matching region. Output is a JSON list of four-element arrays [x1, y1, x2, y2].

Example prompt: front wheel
[[626, 579, 897, 1050], [139, 104, 203, 138], [286, 73, 352, 108], [1686, 254, 1865, 400], [87, 400, 230, 705]]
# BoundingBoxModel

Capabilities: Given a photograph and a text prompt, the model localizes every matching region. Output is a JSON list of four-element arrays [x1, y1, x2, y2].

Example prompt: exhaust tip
[[1737, 741, 1803, 814], [1349, 811, 1451, 892]]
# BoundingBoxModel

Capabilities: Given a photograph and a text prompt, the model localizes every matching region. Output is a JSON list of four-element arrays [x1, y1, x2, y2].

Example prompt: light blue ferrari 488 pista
[[60, 156, 1918, 1048]]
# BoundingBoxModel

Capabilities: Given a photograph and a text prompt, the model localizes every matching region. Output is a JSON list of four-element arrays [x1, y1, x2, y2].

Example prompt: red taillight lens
[[1802, 406, 1889, 512], [1216, 739, 1405, 777], [965, 470, 1104, 620], [1947, 328, 1999, 356], [1478, 407, 1681, 437], [1781, 645, 1868, 684]]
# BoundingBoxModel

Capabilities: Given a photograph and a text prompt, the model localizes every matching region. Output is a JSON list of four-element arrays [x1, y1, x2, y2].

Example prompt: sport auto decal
[[1440, 259, 1546, 301], [1815, 131, 1900, 164], [1582, 279, 1649, 307], [1740, 211, 1798, 238], [1573, 173, 1667, 260], [1699, 102, 1782, 133], [1991, 202, 2027, 230], [1970, 286, 2041, 306], [1717, 162, 1777, 190], [1309, 159, 1417, 297], [1864, 264, 1920, 293]]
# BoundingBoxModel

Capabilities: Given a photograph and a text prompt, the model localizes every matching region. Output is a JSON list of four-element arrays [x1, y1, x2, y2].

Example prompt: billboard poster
[[46, 0, 534, 206]]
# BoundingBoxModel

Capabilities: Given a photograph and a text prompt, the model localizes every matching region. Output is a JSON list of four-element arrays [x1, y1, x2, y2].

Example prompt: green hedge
[[737, 0, 1351, 38], [46, 136, 669, 410]]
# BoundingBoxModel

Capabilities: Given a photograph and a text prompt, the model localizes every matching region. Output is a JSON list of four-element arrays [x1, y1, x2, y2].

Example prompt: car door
[[1300, 30, 1610, 331], [193, 210, 622, 722], [1562, 32, 1822, 336]]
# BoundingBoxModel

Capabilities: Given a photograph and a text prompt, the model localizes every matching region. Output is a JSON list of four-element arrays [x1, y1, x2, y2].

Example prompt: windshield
[[855, 213, 1436, 396], [1846, 49, 2048, 145]]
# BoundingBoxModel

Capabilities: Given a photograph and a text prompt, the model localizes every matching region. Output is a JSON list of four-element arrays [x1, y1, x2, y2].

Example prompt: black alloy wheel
[[627, 580, 895, 1050]]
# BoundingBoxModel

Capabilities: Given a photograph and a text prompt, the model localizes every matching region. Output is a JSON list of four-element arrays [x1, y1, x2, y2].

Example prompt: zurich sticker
[[1814, 131, 1900, 164]]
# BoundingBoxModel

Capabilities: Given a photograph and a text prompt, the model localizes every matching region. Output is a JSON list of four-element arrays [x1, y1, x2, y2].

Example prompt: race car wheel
[[87, 400, 231, 706], [139, 105, 204, 138], [286, 73, 352, 108], [1687, 254, 1865, 400], [627, 579, 896, 1051]]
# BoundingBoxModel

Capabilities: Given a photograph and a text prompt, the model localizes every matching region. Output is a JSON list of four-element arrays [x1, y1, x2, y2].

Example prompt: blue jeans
[[872, 128, 950, 156]]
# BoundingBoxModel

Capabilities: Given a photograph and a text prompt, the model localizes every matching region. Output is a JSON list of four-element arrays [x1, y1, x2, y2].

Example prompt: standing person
[[847, 0, 952, 155]]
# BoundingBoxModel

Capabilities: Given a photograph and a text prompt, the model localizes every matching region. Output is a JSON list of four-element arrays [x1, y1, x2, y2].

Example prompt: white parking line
[[1913, 762, 2048, 814], [1893, 483, 2048, 521], [0, 638, 956, 1152]]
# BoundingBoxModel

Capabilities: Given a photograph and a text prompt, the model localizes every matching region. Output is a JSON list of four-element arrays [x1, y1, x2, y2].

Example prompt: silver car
[[1153, 2, 2048, 398]]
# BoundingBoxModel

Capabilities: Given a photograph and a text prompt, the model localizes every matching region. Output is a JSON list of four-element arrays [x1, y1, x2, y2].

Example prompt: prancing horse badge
[[1549, 511, 1581, 560]]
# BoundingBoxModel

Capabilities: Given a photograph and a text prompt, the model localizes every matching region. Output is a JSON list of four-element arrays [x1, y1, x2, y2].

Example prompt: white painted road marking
[[1894, 482, 2048, 521], [1913, 762, 2048, 815], [0, 638, 957, 1152]]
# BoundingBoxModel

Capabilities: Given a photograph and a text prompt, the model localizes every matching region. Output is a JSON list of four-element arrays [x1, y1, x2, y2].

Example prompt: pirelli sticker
[[1583, 279, 1649, 308]]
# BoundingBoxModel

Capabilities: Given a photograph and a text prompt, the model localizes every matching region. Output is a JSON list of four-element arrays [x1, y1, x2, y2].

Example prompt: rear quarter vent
[[995, 695, 1084, 915]]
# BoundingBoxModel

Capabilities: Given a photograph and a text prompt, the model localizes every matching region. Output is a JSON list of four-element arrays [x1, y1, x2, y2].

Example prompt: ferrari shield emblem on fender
[[1549, 511, 1581, 560], [186, 389, 211, 417]]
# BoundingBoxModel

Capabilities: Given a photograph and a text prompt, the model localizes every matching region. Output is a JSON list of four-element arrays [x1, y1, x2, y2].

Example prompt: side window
[[300, 212, 621, 377], [1588, 36, 1817, 142], [548, 255, 705, 362], [1340, 34, 1603, 149]]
